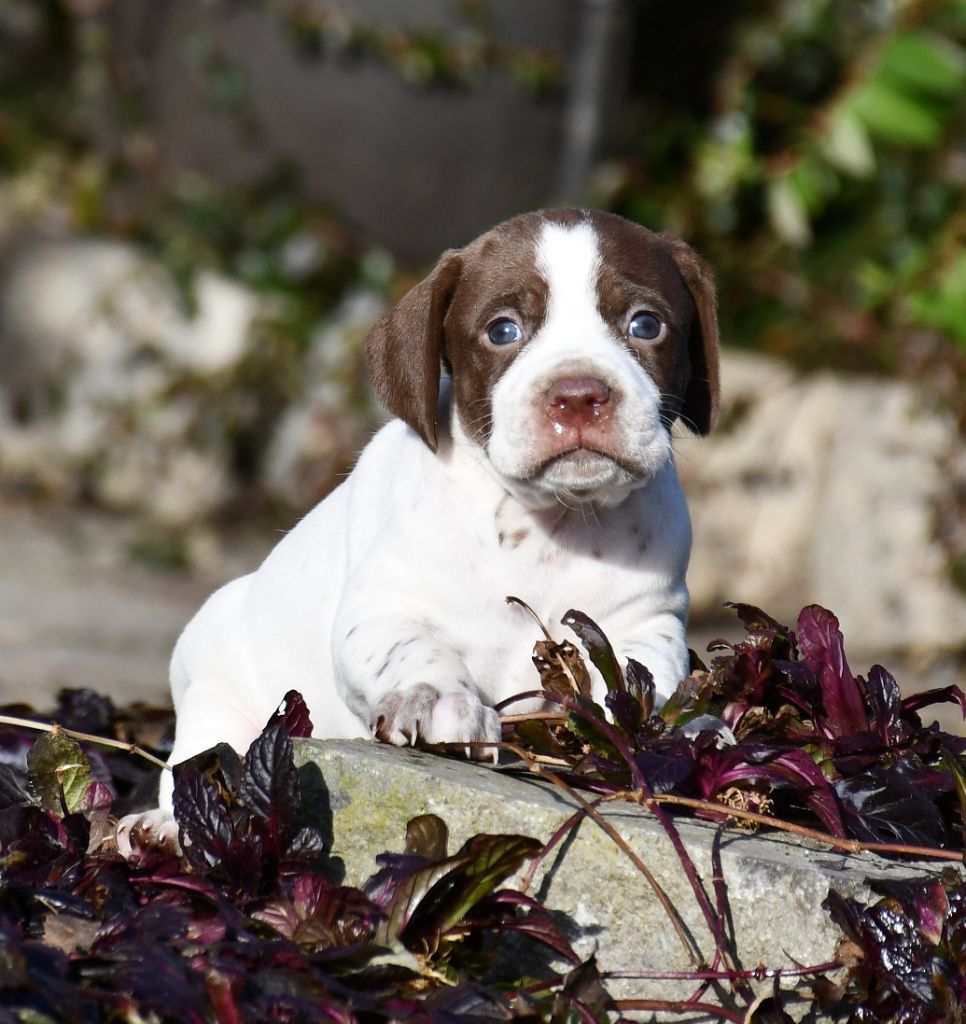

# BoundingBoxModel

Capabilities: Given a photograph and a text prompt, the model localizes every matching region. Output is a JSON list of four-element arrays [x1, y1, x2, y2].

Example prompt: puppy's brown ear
[[365, 251, 462, 451], [666, 238, 721, 435]]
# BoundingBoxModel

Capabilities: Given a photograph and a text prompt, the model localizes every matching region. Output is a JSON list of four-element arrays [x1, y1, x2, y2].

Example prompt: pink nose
[[546, 376, 612, 429]]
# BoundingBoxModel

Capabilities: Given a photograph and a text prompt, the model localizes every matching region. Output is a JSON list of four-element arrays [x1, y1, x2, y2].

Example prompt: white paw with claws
[[370, 683, 501, 762], [115, 808, 181, 859]]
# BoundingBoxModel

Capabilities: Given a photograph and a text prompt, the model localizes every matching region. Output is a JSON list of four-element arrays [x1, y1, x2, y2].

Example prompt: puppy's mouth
[[538, 445, 629, 475], [526, 445, 640, 494]]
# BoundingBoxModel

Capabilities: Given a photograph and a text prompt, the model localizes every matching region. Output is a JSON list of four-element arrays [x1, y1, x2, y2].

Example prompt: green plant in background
[[602, 0, 966, 400]]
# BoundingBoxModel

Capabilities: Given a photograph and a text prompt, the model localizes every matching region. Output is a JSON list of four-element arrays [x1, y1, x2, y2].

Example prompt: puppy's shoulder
[[351, 417, 441, 487]]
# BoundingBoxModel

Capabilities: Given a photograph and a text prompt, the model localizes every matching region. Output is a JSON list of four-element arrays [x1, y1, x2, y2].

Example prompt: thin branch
[[642, 793, 963, 862], [518, 804, 593, 896], [605, 959, 841, 982], [0, 714, 171, 772], [560, 697, 750, 1002], [499, 711, 568, 724], [614, 998, 743, 1021]]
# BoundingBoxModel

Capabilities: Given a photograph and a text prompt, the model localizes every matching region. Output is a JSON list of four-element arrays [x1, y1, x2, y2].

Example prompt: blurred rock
[[263, 290, 385, 509], [0, 500, 269, 706], [0, 237, 257, 526], [678, 351, 966, 664]]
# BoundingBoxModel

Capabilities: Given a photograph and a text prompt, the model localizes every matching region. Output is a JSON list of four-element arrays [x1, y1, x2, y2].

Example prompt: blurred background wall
[[0, 0, 963, 725]]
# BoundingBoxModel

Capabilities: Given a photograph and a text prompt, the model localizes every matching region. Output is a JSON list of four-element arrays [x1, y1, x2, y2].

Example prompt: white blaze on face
[[535, 221, 608, 362], [485, 219, 671, 506]]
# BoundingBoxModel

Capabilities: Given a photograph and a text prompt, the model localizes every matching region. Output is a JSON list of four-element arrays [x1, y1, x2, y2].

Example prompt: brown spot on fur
[[498, 527, 530, 549]]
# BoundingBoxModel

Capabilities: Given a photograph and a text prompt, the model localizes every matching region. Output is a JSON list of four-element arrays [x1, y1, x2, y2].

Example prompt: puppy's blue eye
[[629, 311, 663, 341], [487, 318, 523, 346]]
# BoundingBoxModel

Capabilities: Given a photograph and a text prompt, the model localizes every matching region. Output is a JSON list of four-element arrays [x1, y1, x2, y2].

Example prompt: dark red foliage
[[1, 601, 964, 1021], [506, 601, 966, 1021], [824, 877, 966, 1022], [531, 603, 966, 855], [0, 691, 580, 1021]]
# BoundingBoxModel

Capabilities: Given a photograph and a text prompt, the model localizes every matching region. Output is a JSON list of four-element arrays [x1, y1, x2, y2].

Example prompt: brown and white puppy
[[116, 207, 719, 856]]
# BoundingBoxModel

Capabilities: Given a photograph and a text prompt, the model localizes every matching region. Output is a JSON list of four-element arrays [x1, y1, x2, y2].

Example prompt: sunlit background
[[0, 0, 963, 727]]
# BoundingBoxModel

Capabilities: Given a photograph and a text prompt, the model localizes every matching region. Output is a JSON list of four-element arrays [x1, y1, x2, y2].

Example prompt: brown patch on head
[[365, 206, 718, 453], [587, 210, 720, 434], [443, 212, 551, 443]]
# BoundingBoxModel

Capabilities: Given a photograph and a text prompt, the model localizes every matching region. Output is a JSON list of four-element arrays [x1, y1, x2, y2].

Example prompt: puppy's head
[[366, 208, 719, 506]]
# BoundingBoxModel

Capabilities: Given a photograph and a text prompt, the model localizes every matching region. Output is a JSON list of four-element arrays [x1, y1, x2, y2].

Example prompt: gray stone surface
[[294, 738, 953, 1019]]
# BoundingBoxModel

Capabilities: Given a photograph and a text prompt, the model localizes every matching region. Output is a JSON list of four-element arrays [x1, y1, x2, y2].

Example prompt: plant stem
[[0, 714, 170, 771], [605, 959, 841, 982], [614, 998, 743, 1021], [501, 741, 704, 968], [563, 698, 752, 1005], [644, 793, 963, 862], [517, 804, 593, 896]]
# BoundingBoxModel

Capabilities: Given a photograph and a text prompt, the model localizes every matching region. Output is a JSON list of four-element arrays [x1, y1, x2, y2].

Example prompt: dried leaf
[[532, 638, 592, 702]]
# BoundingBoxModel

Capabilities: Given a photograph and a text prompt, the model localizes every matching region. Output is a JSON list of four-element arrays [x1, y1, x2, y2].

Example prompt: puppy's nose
[[546, 376, 612, 429]]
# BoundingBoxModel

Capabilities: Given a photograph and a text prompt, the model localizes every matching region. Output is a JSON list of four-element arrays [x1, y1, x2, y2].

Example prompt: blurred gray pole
[[557, 0, 623, 204]]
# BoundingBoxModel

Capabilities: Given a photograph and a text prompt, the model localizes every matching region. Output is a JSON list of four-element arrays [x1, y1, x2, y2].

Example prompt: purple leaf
[[632, 735, 697, 794], [872, 877, 950, 946], [240, 721, 299, 837], [726, 602, 793, 639], [698, 743, 846, 837], [561, 610, 624, 693], [796, 605, 868, 737], [404, 813, 448, 860], [863, 664, 907, 746], [270, 690, 314, 738], [834, 762, 949, 848], [368, 832, 541, 950], [172, 760, 237, 870], [624, 658, 655, 718], [489, 891, 582, 964], [605, 690, 642, 739], [902, 684, 966, 721]]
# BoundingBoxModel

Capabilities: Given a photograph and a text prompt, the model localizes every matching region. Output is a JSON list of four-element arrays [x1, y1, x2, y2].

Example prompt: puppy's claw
[[370, 685, 501, 761], [115, 809, 181, 859]]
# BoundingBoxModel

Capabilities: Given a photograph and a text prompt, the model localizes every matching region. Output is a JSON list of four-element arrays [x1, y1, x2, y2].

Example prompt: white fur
[[115, 217, 697, 856]]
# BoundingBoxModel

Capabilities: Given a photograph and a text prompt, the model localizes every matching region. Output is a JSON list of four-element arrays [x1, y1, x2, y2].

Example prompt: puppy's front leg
[[335, 621, 501, 758], [618, 619, 731, 740], [610, 612, 691, 704]]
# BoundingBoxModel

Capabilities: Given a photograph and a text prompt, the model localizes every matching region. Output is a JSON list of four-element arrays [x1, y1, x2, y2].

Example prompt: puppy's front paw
[[370, 684, 501, 761], [115, 809, 181, 859]]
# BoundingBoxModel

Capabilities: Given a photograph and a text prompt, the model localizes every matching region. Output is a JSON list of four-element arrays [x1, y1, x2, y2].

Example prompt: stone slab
[[294, 738, 954, 1021]]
